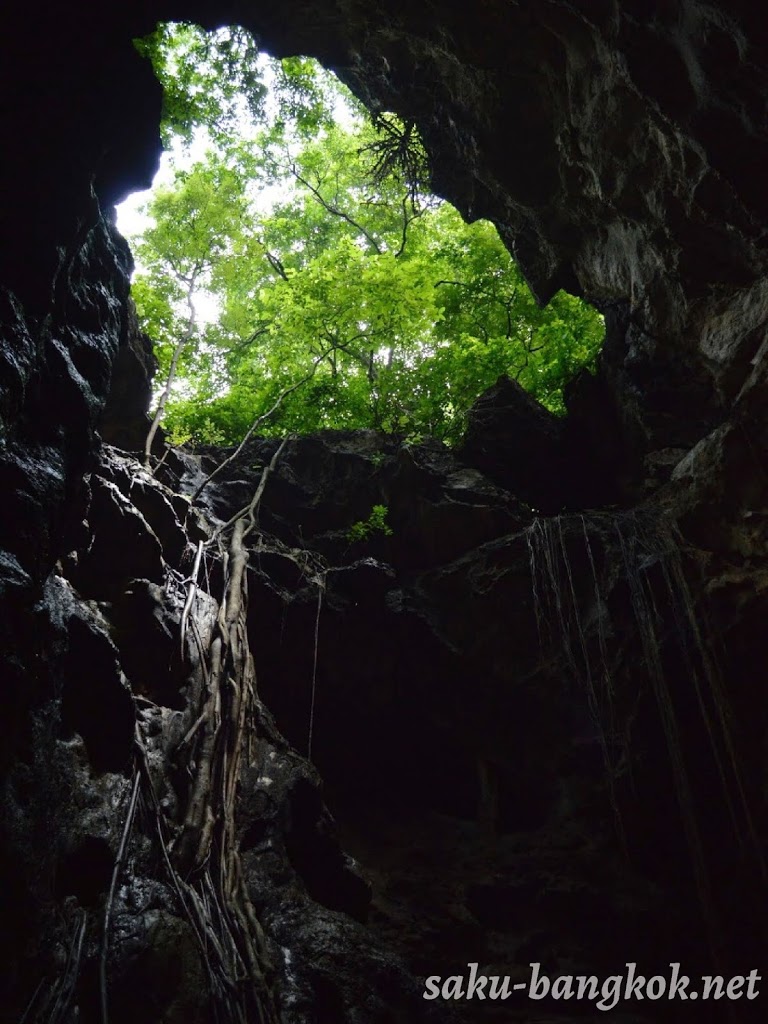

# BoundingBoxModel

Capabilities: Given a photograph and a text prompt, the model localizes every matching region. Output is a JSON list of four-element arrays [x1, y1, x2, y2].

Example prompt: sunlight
[[115, 21, 604, 447]]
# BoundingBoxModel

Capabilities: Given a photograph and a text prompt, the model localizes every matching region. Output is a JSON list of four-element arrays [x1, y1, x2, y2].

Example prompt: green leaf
[[127, 28, 605, 446]]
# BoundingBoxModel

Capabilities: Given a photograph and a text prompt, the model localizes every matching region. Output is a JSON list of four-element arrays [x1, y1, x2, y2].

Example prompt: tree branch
[[215, 435, 291, 542], [100, 769, 141, 1024], [191, 346, 335, 504], [292, 166, 383, 255], [144, 272, 199, 471], [394, 192, 427, 259], [263, 247, 289, 281], [394, 194, 410, 259]]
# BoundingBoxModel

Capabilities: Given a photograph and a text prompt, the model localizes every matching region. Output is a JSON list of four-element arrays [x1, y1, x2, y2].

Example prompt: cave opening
[[115, 21, 605, 464]]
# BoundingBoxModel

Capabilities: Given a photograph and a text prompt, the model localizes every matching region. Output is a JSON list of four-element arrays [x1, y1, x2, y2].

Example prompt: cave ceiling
[[1, 4, 767, 1022]]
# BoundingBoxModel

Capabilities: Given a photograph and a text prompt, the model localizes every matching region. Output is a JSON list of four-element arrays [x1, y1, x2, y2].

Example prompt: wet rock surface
[[4, 430, 764, 1022], [1, 1, 768, 1022]]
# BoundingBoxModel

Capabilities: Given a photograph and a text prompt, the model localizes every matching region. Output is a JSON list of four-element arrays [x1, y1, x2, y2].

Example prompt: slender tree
[[133, 157, 251, 466]]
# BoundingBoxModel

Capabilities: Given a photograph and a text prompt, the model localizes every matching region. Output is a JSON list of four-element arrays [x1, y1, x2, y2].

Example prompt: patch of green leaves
[[346, 505, 394, 543], [127, 25, 605, 449], [135, 23, 266, 147]]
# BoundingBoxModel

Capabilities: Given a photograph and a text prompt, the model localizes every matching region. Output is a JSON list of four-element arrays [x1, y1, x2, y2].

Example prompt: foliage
[[130, 155, 250, 416], [126, 23, 604, 449], [134, 23, 340, 147], [135, 23, 265, 147], [346, 505, 394, 543]]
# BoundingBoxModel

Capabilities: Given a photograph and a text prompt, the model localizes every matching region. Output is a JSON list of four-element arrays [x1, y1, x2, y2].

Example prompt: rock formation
[[1, 2, 766, 1022]]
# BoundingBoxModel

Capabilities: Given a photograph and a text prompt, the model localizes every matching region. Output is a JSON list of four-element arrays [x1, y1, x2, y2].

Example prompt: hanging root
[[56, 437, 298, 1024], [528, 506, 763, 952], [164, 441, 291, 1022], [190, 356, 332, 505], [526, 515, 624, 840], [29, 908, 88, 1024], [180, 539, 205, 658], [133, 670, 281, 1023], [100, 768, 141, 1024], [662, 522, 765, 879], [306, 573, 325, 761]]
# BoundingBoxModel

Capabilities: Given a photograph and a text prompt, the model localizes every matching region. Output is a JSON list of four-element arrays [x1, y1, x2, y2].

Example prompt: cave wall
[[3, 0, 768, 575], [1, 1, 767, 1021]]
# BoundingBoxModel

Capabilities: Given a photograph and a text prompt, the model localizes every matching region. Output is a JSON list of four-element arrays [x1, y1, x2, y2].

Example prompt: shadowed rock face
[[1, 3, 768, 1023]]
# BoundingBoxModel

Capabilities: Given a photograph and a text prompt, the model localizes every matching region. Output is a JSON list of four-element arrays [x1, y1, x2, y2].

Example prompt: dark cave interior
[[1, 3, 767, 1022]]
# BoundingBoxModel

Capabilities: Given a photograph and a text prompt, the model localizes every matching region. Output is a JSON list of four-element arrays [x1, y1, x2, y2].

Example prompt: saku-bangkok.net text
[[423, 962, 762, 1010]]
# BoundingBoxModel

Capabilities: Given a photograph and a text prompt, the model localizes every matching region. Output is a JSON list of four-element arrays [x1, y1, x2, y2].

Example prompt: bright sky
[[115, 48, 335, 329], [116, 48, 358, 243], [116, 150, 175, 239], [116, 134, 226, 325], [114, 47, 359, 331]]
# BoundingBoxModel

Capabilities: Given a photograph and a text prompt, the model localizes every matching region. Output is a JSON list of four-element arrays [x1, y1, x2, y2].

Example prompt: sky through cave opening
[[116, 21, 605, 450]]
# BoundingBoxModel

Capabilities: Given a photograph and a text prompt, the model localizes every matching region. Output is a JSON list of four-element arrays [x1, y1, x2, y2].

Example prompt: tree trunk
[[143, 279, 198, 470]]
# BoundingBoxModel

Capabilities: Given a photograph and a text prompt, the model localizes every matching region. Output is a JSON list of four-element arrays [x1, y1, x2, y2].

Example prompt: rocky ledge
[[2, 416, 765, 1023]]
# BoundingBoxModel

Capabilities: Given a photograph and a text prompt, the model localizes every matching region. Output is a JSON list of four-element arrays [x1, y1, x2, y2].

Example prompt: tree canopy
[[123, 22, 604, 450]]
